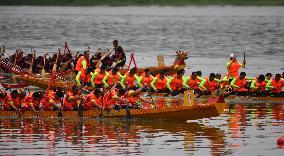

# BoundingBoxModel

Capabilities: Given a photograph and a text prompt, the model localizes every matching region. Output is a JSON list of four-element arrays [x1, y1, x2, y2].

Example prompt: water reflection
[[0, 103, 283, 155]]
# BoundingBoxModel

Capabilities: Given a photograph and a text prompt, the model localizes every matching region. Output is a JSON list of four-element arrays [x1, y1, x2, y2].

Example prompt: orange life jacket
[[122, 91, 139, 105], [85, 92, 102, 105], [43, 97, 63, 110], [227, 61, 241, 78], [94, 71, 106, 85], [271, 79, 283, 93], [170, 75, 183, 90], [155, 75, 167, 90], [75, 56, 87, 71], [64, 91, 80, 110], [108, 73, 119, 86], [103, 90, 118, 109], [142, 75, 153, 86], [204, 78, 219, 92], [234, 77, 247, 92], [23, 92, 43, 109], [126, 73, 136, 87], [84, 91, 102, 110], [254, 81, 266, 92], [4, 94, 21, 110], [188, 78, 200, 90]]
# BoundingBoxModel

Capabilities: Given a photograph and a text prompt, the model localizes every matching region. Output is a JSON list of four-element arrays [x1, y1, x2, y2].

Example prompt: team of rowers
[[1, 42, 284, 112], [0, 40, 126, 73]]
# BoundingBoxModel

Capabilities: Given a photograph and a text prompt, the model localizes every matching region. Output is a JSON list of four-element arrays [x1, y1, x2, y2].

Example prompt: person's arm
[[139, 96, 154, 104], [75, 71, 82, 85], [250, 80, 258, 90], [238, 61, 245, 68], [102, 72, 109, 87], [7, 99, 20, 112], [150, 77, 158, 91], [230, 78, 239, 88], [245, 77, 255, 81], [90, 71, 98, 87], [214, 78, 223, 83], [102, 72, 110, 88], [29, 102, 38, 113], [182, 76, 190, 89], [81, 59, 87, 70], [197, 76, 207, 90], [222, 76, 228, 82], [166, 77, 174, 91], [134, 74, 143, 88], [118, 72, 126, 89], [226, 60, 233, 70], [266, 79, 274, 90]]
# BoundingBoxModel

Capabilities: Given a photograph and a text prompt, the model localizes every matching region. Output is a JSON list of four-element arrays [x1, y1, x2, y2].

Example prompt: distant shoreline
[[0, 0, 284, 6]]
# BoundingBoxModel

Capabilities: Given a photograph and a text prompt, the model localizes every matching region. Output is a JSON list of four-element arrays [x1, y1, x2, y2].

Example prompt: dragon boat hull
[[0, 102, 227, 121]]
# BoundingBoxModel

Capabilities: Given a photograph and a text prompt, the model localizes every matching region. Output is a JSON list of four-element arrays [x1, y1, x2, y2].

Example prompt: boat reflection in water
[[0, 116, 225, 155], [0, 102, 283, 155]]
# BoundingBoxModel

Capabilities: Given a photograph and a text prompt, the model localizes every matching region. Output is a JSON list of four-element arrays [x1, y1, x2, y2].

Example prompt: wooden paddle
[[52, 49, 61, 72], [147, 89, 157, 108], [41, 53, 46, 77], [28, 48, 35, 74], [243, 51, 247, 68]]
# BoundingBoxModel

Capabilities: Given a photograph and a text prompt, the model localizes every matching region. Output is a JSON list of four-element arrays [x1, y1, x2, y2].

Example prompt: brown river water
[[0, 6, 284, 155]]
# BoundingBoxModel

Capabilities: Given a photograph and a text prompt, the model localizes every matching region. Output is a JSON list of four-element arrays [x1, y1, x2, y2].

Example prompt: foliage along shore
[[1, 0, 284, 6]]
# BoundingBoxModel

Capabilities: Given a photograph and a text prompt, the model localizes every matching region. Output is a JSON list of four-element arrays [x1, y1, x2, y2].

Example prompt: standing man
[[112, 40, 126, 68], [225, 53, 246, 82]]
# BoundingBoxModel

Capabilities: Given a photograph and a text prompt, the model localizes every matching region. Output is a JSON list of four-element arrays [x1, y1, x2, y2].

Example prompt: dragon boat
[[0, 91, 227, 121]]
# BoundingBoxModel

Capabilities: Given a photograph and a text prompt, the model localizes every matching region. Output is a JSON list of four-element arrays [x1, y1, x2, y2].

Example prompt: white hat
[[230, 54, 236, 58]]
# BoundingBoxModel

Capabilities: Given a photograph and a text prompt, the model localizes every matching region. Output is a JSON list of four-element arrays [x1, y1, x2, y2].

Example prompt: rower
[[102, 67, 120, 88], [4, 90, 21, 112], [167, 69, 186, 96], [103, 84, 125, 110], [224, 53, 246, 82], [91, 66, 108, 88], [265, 73, 272, 83], [150, 70, 169, 93], [125, 67, 139, 90], [138, 69, 154, 89], [122, 86, 154, 109], [23, 91, 45, 112], [84, 88, 103, 110], [0, 89, 7, 110], [250, 74, 266, 96], [196, 70, 207, 91], [118, 69, 127, 89], [44, 90, 64, 111], [33, 56, 45, 73], [75, 51, 89, 86], [266, 74, 284, 97], [183, 72, 206, 93], [202, 73, 219, 95], [230, 72, 253, 96], [214, 73, 227, 88], [64, 85, 83, 111]]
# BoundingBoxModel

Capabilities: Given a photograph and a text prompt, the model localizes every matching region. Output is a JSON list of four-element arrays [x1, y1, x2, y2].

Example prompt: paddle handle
[[147, 90, 156, 108], [52, 49, 60, 72], [243, 51, 247, 68]]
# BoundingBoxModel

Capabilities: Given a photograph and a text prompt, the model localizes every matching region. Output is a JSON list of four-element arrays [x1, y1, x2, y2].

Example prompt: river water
[[0, 6, 284, 155]]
